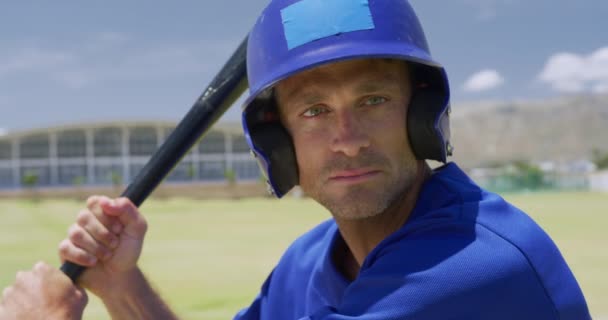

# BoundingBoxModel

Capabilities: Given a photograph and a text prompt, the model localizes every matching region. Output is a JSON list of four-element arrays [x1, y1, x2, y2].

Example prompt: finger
[[76, 209, 119, 250], [14, 271, 27, 285], [74, 285, 88, 304], [2, 286, 12, 301], [33, 261, 49, 272], [62, 225, 110, 264], [100, 197, 147, 238], [59, 237, 99, 266], [86, 196, 123, 235], [68, 224, 114, 261]]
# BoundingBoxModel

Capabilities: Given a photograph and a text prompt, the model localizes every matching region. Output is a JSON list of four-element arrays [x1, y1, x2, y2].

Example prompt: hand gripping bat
[[60, 37, 248, 281]]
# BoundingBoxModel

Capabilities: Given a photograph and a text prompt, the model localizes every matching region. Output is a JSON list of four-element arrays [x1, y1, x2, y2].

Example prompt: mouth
[[328, 168, 381, 184]]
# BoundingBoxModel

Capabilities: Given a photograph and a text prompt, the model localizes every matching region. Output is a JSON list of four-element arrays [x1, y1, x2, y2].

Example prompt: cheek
[[291, 131, 323, 184], [372, 106, 413, 158]]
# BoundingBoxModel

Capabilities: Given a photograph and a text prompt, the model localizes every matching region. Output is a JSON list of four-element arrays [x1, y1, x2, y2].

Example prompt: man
[[0, 0, 591, 319]]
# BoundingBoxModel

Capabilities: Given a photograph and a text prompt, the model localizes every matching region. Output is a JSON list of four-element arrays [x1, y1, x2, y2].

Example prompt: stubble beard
[[307, 152, 419, 220]]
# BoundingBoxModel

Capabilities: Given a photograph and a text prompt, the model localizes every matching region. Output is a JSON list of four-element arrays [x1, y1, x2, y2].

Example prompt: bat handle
[[60, 261, 86, 282]]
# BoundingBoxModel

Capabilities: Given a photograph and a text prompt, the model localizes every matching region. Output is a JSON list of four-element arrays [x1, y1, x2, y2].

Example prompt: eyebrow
[[279, 73, 402, 108], [277, 86, 326, 110]]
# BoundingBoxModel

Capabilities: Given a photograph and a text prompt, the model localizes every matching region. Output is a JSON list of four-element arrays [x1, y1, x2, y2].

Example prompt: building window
[[232, 135, 251, 153], [94, 165, 123, 185], [58, 130, 86, 158], [128, 163, 147, 184], [129, 127, 157, 156], [20, 134, 49, 159], [233, 160, 261, 180], [0, 141, 11, 160], [199, 161, 225, 181], [58, 165, 87, 186], [199, 131, 225, 154], [94, 128, 122, 157], [0, 168, 12, 188], [166, 161, 195, 182]]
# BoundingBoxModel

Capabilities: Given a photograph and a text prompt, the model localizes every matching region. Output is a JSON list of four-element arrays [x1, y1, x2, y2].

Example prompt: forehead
[[277, 58, 409, 91]]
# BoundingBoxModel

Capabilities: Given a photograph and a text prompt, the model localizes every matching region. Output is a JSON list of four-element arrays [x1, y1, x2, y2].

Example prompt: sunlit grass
[[0, 192, 605, 319]]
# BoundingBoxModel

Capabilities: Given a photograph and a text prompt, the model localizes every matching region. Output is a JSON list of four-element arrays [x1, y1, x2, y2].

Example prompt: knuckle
[[15, 271, 23, 281], [78, 251, 96, 265], [76, 209, 91, 226], [85, 195, 99, 208], [139, 220, 148, 234], [58, 240, 71, 256], [77, 290, 89, 304], [95, 246, 109, 258], [33, 261, 47, 271], [100, 229, 115, 243], [118, 197, 136, 210], [68, 226, 85, 243], [2, 286, 13, 299]]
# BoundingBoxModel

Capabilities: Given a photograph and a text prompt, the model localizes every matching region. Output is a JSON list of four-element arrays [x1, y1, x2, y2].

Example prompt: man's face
[[276, 59, 420, 220]]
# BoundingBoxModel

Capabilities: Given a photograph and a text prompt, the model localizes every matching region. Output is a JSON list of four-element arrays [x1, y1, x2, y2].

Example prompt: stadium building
[[0, 121, 261, 190]]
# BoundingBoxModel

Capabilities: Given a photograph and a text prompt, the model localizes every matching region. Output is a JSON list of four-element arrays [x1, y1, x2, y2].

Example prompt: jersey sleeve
[[233, 269, 274, 320]]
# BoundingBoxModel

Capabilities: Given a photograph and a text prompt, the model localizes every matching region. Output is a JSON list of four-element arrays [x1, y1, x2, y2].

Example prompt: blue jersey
[[235, 163, 590, 319]]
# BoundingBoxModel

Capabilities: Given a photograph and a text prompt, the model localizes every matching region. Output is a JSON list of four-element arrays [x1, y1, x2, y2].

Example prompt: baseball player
[[0, 0, 591, 319]]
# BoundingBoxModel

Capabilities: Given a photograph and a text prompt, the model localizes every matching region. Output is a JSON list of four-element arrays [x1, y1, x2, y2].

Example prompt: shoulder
[[279, 219, 336, 261], [268, 218, 337, 284], [350, 163, 589, 318]]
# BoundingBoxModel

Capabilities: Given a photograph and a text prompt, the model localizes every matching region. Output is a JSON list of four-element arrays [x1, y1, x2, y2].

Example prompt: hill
[[450, 94, 608, 169]]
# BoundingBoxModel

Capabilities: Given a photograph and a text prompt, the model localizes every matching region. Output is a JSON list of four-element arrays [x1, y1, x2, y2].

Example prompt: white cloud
[[463, 69, 505, 92], [539, 46, 608, 94]]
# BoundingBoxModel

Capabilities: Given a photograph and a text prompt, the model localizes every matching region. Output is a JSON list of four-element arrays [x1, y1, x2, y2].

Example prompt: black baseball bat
[[60, 37, 249, 281]]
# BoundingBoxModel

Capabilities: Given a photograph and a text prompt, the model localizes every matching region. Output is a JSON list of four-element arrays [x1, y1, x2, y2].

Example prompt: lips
[[328, 168, 381, 183]]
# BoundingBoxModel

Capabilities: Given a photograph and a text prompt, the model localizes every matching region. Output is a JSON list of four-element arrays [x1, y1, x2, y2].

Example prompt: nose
[[329, 110, 371, 157]]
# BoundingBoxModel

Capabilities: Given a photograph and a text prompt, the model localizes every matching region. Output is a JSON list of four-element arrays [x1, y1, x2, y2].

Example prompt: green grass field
[[0, 192, 606, 319]]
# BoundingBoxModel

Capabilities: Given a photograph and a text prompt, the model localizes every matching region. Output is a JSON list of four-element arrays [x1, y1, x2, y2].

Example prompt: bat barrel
[[61, 37, 249, 281]]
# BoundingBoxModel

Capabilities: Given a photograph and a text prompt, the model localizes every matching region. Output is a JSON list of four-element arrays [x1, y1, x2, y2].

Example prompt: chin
[[318, 186, 394, 220]]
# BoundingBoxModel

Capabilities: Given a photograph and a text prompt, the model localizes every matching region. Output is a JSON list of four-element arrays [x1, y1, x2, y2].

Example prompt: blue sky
[[0, 0, 606, 131]]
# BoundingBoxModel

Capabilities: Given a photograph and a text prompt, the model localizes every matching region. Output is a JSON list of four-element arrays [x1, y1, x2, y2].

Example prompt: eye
[[362, 96, 388, 106], [301, 105, 328, 118]]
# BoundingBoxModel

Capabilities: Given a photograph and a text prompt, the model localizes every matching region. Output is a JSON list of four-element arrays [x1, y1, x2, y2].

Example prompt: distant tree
[[224, 169, 238, 199], [21, 170, 40, 201], [513, 161, 545, 190], [21, 171, 39, 189], [72, 175, 86, 200], [110, 171, 123, 195], [592, 149, 608, 170], [187, 163, 196, 181], [72, 175, 85, 186], [224, 169, 236, 187], [502, 160, 546, 191]]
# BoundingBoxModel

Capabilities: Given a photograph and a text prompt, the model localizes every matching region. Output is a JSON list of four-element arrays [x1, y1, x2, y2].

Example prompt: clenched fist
[[58, 196, 148, 297]]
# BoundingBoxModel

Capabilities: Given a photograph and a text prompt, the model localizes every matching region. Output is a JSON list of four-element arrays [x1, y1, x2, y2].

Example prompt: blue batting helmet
[[242, 0, 452, 197]]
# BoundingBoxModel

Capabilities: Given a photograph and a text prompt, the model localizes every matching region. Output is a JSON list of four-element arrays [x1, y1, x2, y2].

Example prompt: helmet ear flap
[[244, 97, 299, 198], [249, 123, 299, 197], [407, 64, 452, 163]]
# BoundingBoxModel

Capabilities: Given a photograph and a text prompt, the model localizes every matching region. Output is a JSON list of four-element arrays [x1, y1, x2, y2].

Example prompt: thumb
[[100, 198, 147, 238]]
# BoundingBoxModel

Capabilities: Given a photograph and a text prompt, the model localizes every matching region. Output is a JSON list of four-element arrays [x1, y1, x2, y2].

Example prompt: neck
[[333, 162, 430, 280]]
